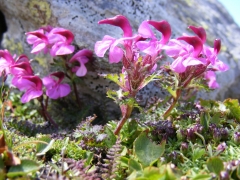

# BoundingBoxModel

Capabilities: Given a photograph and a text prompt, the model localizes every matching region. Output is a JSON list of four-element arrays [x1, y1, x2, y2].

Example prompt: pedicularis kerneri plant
[[0, 26, 93, 127], [0, 15, 228, 134], [95, 15, 228, 135]]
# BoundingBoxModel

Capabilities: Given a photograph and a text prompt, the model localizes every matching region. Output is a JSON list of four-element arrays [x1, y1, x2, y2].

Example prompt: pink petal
[[13, 78, 36, 91], [138, 21, 155, 38], [94, 35, 115, 57], [214, 60, 229, 72], [76, 62, 87, 77], [99, 15, 132, 37], [55, 44, 75, 56], [109, 45, 123, 63], [58, 84, 71, 97], [182, 57, 206, 67], [42, 76, 56, 88], [21, 89, 43, 103], [171, 57, 186, 73], [188, 25, 206, 43], [31, 43, 47, 54], [70, 49, 92, 63], [177, 36, 203, 57], [147, 20, 171, 44]]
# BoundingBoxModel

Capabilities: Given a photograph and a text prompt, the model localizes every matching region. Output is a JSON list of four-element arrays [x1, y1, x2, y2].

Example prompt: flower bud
[[220, 171, 229, 180], [233, 132, 240, 145], [217, 142, 227, 153], [180, 142, 188, 155]]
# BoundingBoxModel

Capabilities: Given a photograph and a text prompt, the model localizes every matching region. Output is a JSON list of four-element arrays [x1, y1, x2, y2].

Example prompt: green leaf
[[36, 135, 55, 156], [210, 113, 221, 125], [129, 158, 142, 172], [104, 74, 125, 88], [200, 112, 210, 131], [142, 167, 165, 180], [167, 86, 177, 99], [192, 148, 205, 162], [224, 98, 240, 122], [104, 127, 117, 148], [120, 157, 129, 167], [134, 132, 165, 167], [85, 151, 93, 166], [207, 157, 224, 175], [7, 160, 39, 178], [192, 174, 212, 180]]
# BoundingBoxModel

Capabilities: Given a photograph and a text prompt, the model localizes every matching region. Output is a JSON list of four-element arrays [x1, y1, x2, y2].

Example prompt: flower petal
[[21, 89, 43, 103]]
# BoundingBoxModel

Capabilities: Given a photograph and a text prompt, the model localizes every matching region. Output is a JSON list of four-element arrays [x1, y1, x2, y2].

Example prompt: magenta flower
[[95, 15, 133, 63], [164, 36, 204, 73], [69, 49, 92, 77], [47, 28, 75, 57], [136, 20, 171, 57], [11, 55, 33, 77], [12, 75, 43, 103], [26, 27, 75, 57], [11, 55, 34, 86], [26, 29, 49, 54], [0, 49, 15, 76], [42, 72, 71, 99], [204, 71, 219, 89]]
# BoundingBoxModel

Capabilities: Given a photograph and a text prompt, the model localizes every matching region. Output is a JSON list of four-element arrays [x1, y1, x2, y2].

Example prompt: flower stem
[[114, 104, 133, 135], [39, 98, 58, 128], [163, 89, 181, 119], [72, 80, 82, 109]]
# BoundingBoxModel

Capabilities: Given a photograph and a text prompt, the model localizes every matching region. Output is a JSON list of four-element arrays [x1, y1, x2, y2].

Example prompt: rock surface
[[0, 0, 240, 118]]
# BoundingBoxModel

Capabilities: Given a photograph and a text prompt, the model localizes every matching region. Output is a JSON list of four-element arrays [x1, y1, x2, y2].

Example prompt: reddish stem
[[114, 104, 133, 135], [39, 98, 58, 128]]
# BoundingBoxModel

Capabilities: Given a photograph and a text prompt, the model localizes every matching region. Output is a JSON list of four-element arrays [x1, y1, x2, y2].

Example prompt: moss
[[34, 56, 49, 69], [2, 37, 24, 54], [27, 0, 51, 25]]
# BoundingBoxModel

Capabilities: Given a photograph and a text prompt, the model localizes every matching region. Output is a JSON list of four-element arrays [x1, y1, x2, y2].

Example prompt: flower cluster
[[95, 15, 171, 96], [95, 15, 229, 134], [26, 26, 75, 57], [0, 27, 92, 103], [164, 25, 228, 88]]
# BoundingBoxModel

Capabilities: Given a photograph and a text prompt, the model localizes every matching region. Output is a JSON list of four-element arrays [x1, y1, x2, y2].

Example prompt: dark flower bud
[[193, 124, 203, 133], [187, 128, 196, 141], [213, 128, 221, 142], [220, 128, 229, 141]]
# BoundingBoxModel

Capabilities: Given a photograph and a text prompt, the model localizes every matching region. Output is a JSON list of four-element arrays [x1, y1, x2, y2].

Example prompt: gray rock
[[0, 0, 240, 118]]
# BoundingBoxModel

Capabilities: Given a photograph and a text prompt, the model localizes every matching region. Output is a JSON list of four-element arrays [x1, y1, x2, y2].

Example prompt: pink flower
[[204, 71, 219, 89], [47, 28, 75, 56], [42, 72, 71, 99], [69, 49, 92, 77], [136, 20, 171, 57], [11, 55, 33, 77], [164, 36, 204, 73], [26, 29, 49, 54], [12, 75, 43, 103], [0, 49, 15, 75], [11, 55, 34, 86], [26, 27, 75, 57], [95, 15, 133, 63]]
